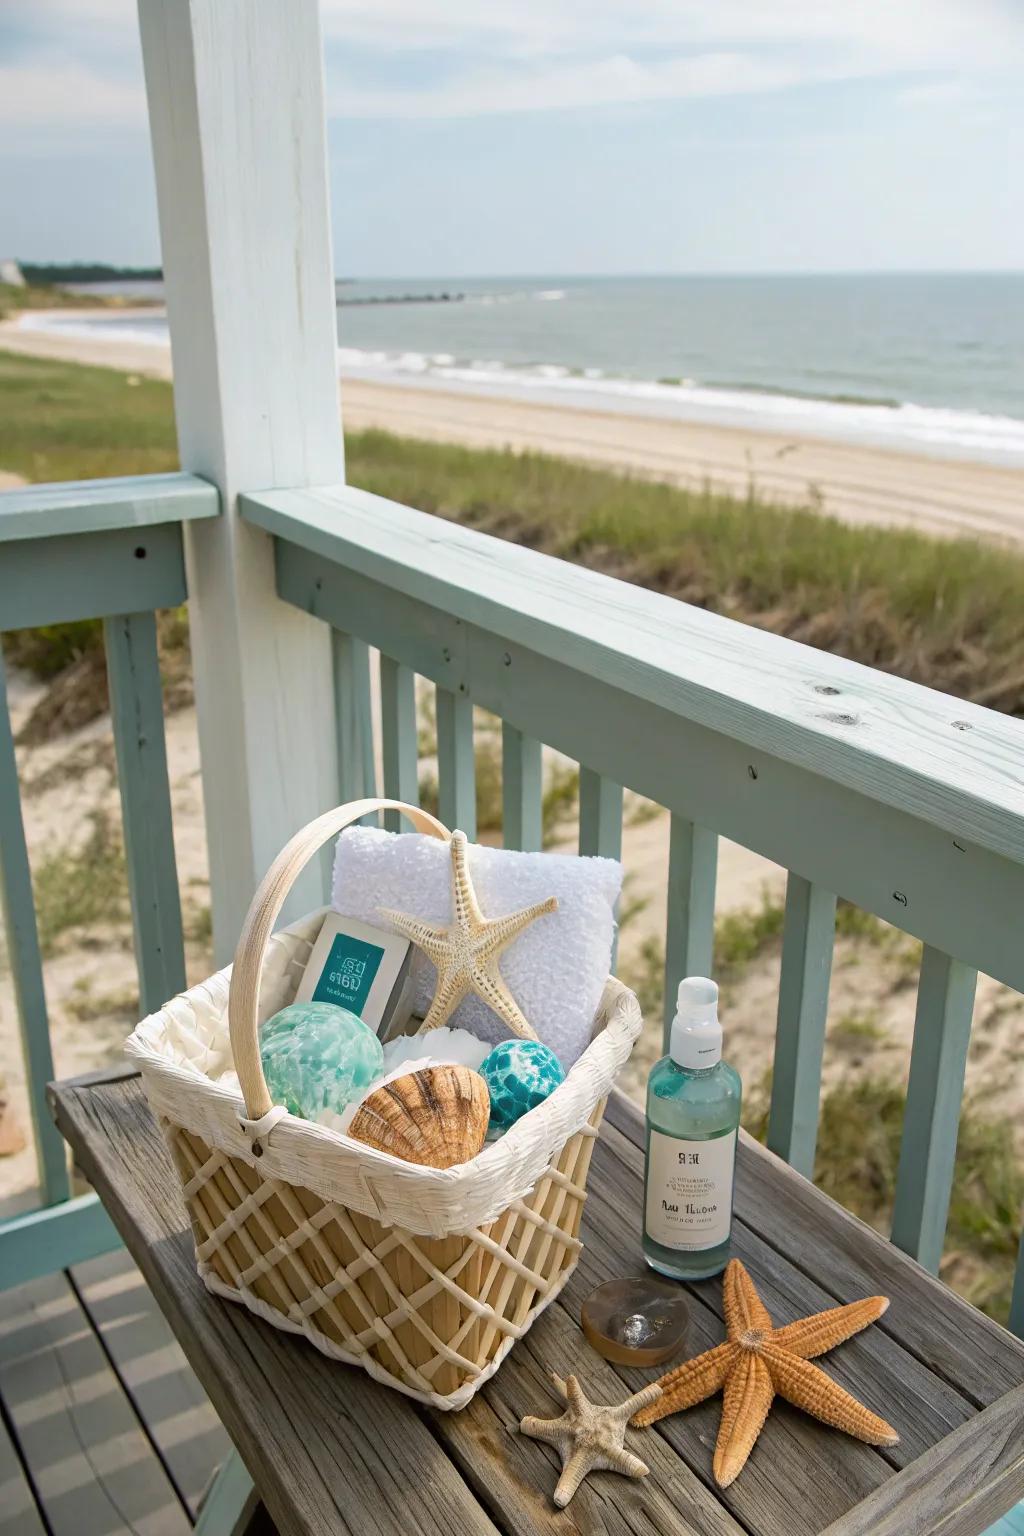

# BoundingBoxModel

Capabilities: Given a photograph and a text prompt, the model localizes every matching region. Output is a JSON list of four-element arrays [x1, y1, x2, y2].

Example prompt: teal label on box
[[311, 933, 384, 1016]]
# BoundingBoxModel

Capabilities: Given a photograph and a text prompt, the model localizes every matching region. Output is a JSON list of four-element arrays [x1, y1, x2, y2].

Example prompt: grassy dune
[[4, 348, 1024, 714]]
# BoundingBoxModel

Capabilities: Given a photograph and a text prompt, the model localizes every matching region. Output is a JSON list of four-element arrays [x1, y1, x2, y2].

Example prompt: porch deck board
[[0, 1413, 46, 1536], [72, 1248, 231, 1515], [47, 1066, 1024, 1536], [0, 1255, 227, 1535]]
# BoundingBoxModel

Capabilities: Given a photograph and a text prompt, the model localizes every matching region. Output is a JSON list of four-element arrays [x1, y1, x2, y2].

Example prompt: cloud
[[327, 50, 841, 119], [0, 61, 145, 128], [1, 0, 1021, 132]]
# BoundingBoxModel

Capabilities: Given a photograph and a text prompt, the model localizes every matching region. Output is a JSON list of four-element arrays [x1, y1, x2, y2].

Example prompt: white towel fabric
[[331, 827, 622, 1067]]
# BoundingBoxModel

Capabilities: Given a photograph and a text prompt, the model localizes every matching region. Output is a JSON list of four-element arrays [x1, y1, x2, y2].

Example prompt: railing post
[[0, 649, 69, 1205], [502, 725, 543, 852], [380, 656, 419, 831], [138, 0, 343, 961], [1010, 1235, 1024, 1341], [104, 613, 186, 1013], [662, 815, 717, 1048], [891, 947, 977, 1274], [436, 689, 476, 837], [768, 875, 837, 1178]]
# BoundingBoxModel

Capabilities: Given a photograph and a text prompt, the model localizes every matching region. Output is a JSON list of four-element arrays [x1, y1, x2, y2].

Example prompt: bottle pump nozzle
[[670, 976, 722, 1069]]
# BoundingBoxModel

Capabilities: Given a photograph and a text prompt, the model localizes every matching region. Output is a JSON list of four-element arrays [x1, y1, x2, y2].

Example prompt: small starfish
[[380, 830, 557, 1038], [632, 1259, 897, 1487], [520, 1373, 662, 1508]]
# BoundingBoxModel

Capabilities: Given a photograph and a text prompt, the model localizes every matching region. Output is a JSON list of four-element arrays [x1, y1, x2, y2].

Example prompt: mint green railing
[[0, 473, 218, 1286], [1, 468, 1022, 1344], [240, 478, 1024, 1335]]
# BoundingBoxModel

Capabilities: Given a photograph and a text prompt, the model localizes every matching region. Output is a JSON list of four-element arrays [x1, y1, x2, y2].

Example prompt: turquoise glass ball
[[259, 1001, 383, 1122], [480, 1039, 565, 1130]]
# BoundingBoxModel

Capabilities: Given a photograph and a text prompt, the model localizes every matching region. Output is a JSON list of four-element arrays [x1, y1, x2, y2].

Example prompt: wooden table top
[[50, 1066, 1024, 1536]]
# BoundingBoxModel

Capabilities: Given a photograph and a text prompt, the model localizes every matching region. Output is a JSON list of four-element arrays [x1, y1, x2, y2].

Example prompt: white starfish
[[520, 1373, 663, 1508], [379, 830, 557, 1039]]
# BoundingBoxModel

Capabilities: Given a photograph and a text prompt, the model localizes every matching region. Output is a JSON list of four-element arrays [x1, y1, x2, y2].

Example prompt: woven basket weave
[[127, 798, 641, 1409]]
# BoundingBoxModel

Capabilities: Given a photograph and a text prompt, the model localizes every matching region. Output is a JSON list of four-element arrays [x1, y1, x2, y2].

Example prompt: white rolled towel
[[331, 826, 622, 1067]]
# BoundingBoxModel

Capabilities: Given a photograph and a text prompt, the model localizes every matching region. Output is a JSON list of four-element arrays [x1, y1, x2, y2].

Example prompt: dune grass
[[4, 349, 1024, 713]]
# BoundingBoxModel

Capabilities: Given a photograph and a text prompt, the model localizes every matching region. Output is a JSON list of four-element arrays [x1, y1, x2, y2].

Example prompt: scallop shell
[[347, 1065, 490, 1168]]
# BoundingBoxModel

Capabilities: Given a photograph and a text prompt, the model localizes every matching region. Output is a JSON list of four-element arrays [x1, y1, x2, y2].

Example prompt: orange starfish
[[632, 1259, 898, 1487]]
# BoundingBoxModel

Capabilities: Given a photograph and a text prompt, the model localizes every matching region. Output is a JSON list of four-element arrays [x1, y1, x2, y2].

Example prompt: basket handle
[[229, 799, 451, 1120]]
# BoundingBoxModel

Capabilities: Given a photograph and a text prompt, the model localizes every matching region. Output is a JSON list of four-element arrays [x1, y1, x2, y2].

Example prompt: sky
[[1, 0, 1022, 277]]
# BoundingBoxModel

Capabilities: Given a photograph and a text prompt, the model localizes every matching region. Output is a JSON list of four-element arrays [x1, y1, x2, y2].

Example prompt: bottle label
[[645, 1129, 736, 1251]]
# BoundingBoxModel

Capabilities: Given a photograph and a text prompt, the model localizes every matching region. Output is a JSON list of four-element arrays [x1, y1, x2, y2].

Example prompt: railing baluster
[[332, 630, 376, 831], [437, 688, 475, 837], [578, 768, 622, 859], [891, 946, 977, 1273], [380, 657, 419, 833], [1010, 1235, 1024, 1340], [579, 768, 623, 967], [768, 874, 837, 1178], [104, 613, 186, 1014], [0, 647, 69, 1205], [502, 724, 543, 852], [663, 815, 718, 1047]]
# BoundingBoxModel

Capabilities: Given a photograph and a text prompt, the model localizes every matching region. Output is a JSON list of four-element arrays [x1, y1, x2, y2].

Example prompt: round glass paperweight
[[581, 1277, 690, 1368]]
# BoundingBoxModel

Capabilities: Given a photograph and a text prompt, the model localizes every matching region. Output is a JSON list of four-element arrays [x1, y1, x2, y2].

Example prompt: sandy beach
[[3, 310, 1023, 544]]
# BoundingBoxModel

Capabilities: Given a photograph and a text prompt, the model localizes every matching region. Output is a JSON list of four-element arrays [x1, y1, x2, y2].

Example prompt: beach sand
[[3, 310, 1023, 544]]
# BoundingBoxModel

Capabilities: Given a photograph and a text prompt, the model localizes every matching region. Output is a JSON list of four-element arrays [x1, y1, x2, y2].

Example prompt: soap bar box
[[295, 912, 415, 1042]]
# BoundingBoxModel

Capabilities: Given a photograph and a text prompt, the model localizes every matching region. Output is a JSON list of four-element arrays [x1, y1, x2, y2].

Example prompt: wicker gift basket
[[127, 798, 641, 1410]]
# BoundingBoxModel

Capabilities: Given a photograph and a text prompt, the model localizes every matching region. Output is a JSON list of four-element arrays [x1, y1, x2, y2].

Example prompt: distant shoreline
[[2, 308, 1023, 545]]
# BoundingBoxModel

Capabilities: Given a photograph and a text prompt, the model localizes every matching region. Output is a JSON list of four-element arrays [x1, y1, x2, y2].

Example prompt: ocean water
[[22, 272, 1024, 464]]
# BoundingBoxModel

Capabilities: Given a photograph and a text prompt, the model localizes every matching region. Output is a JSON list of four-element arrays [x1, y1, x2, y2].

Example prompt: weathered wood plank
[[241, 483, 1024, 872], [605, 1092, 1024, 1411], [72, 1247, 230, 1516], [267, 530, 1024, 995], [768, 874, 837, 1176], [819, 1386, 1024, 1536], [500, 724, 542, 852], [50, 1071, 1024, 1536], [380, 656, 418, 832], [104, 611, 187, 1015], [663, 814, 718, 1044], [0, 1270, 191, 1535], [437, 687, 476, 837], [0, 646, 68, 1206], [450, 1296, 748, 1536], [583, 1124, 974, 1468], [0, 1412, 45, 1536], [49, 1076, 497, 1536], [0, 472, 218, 543], [891, 948, 977, 1274], [572, 1129, 892, 1533]]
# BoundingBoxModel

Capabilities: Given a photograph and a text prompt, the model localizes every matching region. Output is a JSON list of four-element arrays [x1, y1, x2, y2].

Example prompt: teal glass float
[[259, 1001, 383, 1121], [480, 1039, 565, 1129]]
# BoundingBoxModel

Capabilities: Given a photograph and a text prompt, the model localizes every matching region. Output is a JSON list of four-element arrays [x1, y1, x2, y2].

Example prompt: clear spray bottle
[[642, 977, 742, 1281]]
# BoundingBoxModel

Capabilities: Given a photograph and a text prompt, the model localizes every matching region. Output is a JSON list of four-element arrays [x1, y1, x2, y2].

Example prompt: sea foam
[[16, 310, 1024, 466]]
